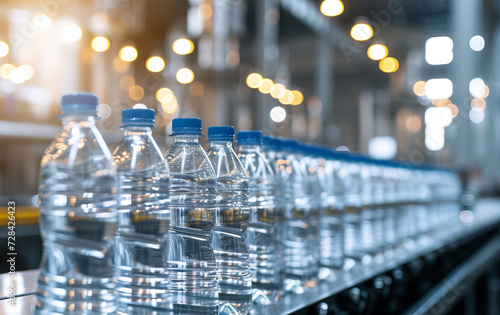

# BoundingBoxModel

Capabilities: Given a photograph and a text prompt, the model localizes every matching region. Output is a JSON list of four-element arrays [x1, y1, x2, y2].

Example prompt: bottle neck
[[123, 126, 153, 136], [209, 140, 233, 149], [173, 134, 200, 143], [238, 144, 261, 154], [61, 116, 96, 126]]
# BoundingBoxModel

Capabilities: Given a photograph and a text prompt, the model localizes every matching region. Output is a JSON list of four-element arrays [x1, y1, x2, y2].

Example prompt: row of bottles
[[35, 92, 462, 314]]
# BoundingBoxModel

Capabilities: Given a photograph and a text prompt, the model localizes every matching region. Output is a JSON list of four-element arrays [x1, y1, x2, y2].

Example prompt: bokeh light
[[279, 90, 294, 105], [146, 56, 165, 72], [62, 24, 82, 42], [176, 68, 195, 84], [469, 35, 485, 52], [119, 46, 138, 62], [0, 64, 15, 79], [379, 57, 399, 73], [320, 0, 344, 17], [32, 13, 52, 31], [91, 36, 110, 52], [270, 83, 286, 99], [445, 103, 459, 118], [0, 42, 8, 58], [172, 38, 194, 55], [350, 23, 373, 41], [291, 90, 304, 105], [471, 98, 486, 110], [431, 99, 451, 107], [258, 79, 274, 94], [367, 44, 388, 60], [270, 106, 286, 122], [413, 81, 426, 97], [128, 85, 144, 101], [156, 88, 174, 103], [120, 76, 135, 92], [246, 73, 263, 89], [469, 109, 485, 123]]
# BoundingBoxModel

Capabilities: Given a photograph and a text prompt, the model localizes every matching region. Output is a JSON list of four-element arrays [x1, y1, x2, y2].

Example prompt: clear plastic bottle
[[112, 107, 172, 314], [318, 148, 345, 281], [164, 118, 219, 314], [278, 139, 317, 294], [206, 126, 252, 315], [237, 131, 282, 306], [35, 92, 118, 314]]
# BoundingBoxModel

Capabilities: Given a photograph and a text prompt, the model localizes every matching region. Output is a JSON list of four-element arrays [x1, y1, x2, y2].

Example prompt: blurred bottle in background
[[237, 131, 282, 306], [36, 93, 118, 314], [278, 140, 317, 294], [206, 126, 252, 315], [318, 149, 345, 281], [164, 118, 219, 314], [112, 107, 171, 313]]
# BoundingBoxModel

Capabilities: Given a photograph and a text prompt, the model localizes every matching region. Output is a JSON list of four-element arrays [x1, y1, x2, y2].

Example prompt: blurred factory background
[[0, 0, 497, 202]]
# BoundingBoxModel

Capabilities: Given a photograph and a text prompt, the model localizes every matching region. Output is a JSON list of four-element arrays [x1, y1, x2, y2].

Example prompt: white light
[[368, 137, 397, 160], [425, 36, 453, 65], [425, 78, 453, 99], [0, 41, 9, 58], [425, 126, 445, 151], [460, 210, 474, 223], [146, 56, 165, 73], [469, 35, 485, 52], [469, 78, 486, 98], [9, 68, 26, 84], [425, 107, 453, 127], [469, 109, 485, 123], [133, 104, 148, 109], [270, 106, 286, 123], [98, 104, 112, 119], [33, 13, 52, 31], [336, 146, 349, 152], [62, 24, 82, 42]]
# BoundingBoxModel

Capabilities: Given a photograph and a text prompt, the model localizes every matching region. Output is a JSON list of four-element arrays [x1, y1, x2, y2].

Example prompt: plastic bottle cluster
[[34, 93, 463, 314]]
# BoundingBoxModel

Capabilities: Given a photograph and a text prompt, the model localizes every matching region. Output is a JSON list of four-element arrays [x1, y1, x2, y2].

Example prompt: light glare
[[469, 35, 485, 51], [176, 68, 195, 84], [425, 78, 453, 99], [469, 78, 486, 98], [246, 73, 263, 89], [320, 0, 344, 17], [350, 23, 373, 41], [425, 36, 453, 65], [270, 106, 286, 122], [91, 36, 110, 52], [172, 38, 194, 55], [469, 109, 485, 123], [367, 44, 388, 60], [146, 56, 165, 73], [62, 24, 82, 42], [119, 46, 138, 62]]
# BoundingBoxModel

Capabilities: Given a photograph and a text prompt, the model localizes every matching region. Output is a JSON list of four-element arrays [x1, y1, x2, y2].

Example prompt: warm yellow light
[[128, 85, 144, 101], [0, 64, 15, 79], [176, 68, 195, 84], [482, 85, 490, 98], [32, 13, 52, 31], [291, 90, 304, 105], [156, 88, 174, 103], [405, 115, 422, 133], [120, 76, 135, 92], [161, 98, 178, 114], [18, 65, 35, 80], [172, 38, 194, 55], [431, 99, 451, 107], [379, 57, 399, 73], [198, 3, 213, 19], [367, 44, 388, 60], [146, 56, 165, 72], [270, 83, 286, 99], [446, 103, 459, 118], [246, 73, 263, 89], [91, 36, 110, 52], [471, 98, 486, 110], [320, 0, 344, 17], [350, 23, 373, 41], [258, 79, 274, 94], [413, 81, 426, 97], [0, 41, 9, 58], [62, 24, 82, 42], [119, 46, 138, 62], [279, 90, 294, 105]]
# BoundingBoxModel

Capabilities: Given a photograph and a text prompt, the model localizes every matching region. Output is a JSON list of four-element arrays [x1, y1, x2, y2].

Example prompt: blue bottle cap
[[281, 139, 299, 152], [207, 126, 235, 142], [171, 118, 203, 136], [59, 92, 99, 118], [262, 136, 274, 146], [237, 131, 262, 145], [121, 108, 155, 128]]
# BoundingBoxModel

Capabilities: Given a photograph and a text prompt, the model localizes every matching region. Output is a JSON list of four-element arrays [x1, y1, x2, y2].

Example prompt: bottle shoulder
[[206, 145, 246, 178], [165, 141, 216, 182], [41, 123, 113, 169], [112, 135, 167, 173]]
